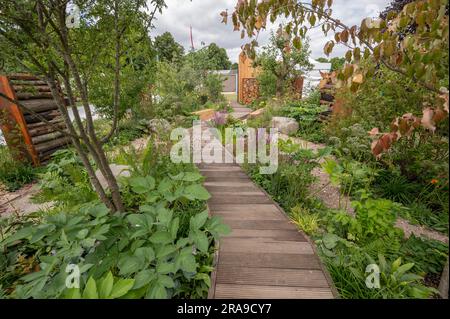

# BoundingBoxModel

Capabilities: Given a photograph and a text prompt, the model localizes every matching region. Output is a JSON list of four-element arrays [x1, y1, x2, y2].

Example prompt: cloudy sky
[[152, 0, 391, 63]]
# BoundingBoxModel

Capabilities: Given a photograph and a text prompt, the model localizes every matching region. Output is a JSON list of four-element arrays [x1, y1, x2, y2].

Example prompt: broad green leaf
[[192, 231, 209, 253], [135, 247, 155, 262], [133, 270, 156, 290], [392, 257, 402, 271], [82, 277, 98, 299], [156, 262, 174, 275], [183, 184, 211, 201], [130, 176, 156, 194], [157, 207, 173, 226], [190, 210, 209, 230], [149, 231, 172, 245], [118, 256, 145, 275], [158, 275, 175, 288], [179, 254, 197, 273], [170, 218, 180, 239], [322, 233, 339, 250], [156, 245, 177, 259], [64, 288, 81, 299], [76, 229, 89, 240], [170, 171, 203, 182], [109, 279, 135, 299], [98, 272, 114, 299], [146, 282, 167, 299], [394, 263, 415, 278], [127, 214, 147, 227], [1, 227, 34, 246]]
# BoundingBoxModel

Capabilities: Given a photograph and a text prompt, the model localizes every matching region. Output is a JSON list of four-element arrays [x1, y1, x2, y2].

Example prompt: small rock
[[95, 164, 131, 190], [271, 117, 299, 135]]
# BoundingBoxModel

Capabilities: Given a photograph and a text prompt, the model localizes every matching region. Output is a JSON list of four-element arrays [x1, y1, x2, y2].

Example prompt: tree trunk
[[102, 0, 121, 143]]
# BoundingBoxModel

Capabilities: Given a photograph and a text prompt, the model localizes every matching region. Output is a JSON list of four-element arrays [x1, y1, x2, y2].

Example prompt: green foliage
[[281, 90, 328, 142], [185, 43, 232, 70], [0, 146, 36, 191], [33, 149, 96, 208], [324, 252, 438, 299], [64, 272, 135, 299], [255, 32, 313, 97], [324, 194, 403, 244], [0, 138, 230, 299], [153, 32, 185, 64], [152, 61, 225, 119], [153, 61, 204, 118], [290, 205, 321, 236], [203, 73, 225, 103], [246, 142, 329, 211]]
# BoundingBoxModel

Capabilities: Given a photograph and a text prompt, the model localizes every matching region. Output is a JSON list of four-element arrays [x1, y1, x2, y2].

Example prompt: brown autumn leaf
[[340, 29, 349, 43], [372, 133, 398, 158], [319, 79, 328, 89], [433, 108, 447, 124], [352, 74, 363, 84], [255, 16, 264, 30], [220, 11, 228, 24]]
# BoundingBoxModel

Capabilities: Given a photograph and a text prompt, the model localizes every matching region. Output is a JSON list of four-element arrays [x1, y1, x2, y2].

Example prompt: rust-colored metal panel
[[0, 75, 40, 166], [238, 52, 259, 104]]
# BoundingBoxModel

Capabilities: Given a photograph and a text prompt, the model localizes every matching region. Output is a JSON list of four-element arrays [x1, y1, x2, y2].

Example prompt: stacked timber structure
[[0, 73, 70, 166], [317, 71, 337, 121]]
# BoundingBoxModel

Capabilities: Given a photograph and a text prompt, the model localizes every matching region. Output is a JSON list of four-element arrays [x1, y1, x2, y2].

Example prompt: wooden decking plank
[[207, 204, 283, 214], [197, 110, 335, 299], [227, 229, 307, 241], [219, 238, 314, 254], [204, 181, 256, 187], [214, 210, 285, 221], [219, 252, 321, 269], [209, 195, 273, 205], [216, 266, 330, 288], [214, 284, 334, 299], [220, 219, 298, 230], [205, 177, 253, 183], [202, 171, 250, 178], [204, 186, 262, 193]]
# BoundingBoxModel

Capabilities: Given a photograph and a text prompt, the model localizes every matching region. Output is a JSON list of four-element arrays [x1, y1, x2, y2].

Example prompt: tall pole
[[190, 25, 195, 51]]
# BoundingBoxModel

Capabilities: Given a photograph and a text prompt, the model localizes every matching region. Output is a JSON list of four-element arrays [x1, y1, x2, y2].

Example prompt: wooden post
[[0, 75, 40, 166]]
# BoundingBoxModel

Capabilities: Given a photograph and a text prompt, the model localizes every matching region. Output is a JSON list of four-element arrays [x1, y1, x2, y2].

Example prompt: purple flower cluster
[[213, 111, 227, 126]]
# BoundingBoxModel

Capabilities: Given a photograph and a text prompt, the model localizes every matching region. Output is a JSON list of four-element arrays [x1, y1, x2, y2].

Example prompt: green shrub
[[0, 138, 230, 299], [0, 146, 36, 191], [203, 73, 225, 103], [281, 90, 328, 142]]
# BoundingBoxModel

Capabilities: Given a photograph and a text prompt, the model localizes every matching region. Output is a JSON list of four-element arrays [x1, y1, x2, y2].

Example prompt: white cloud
[[151, 0, 391, 63]]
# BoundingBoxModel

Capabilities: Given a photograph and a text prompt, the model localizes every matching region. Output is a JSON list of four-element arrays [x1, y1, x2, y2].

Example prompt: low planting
[[0, 146, 37, 192], [0, 137, 229, 299], [243, 139, 447, 299]]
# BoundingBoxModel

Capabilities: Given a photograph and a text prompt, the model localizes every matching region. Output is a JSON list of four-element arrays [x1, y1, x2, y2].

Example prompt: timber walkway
[[199, 101, 336, 299]]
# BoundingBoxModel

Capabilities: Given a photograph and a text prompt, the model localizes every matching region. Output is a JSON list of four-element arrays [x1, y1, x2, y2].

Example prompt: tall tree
[[221, 0, 449, 157], [0, 0, 165, 212], [153, 32, 185, 63], [255, 30, 312, 97], [186, 43, 232, 70]]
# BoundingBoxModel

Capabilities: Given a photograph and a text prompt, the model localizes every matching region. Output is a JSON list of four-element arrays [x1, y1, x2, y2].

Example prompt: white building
[[302, 58, 331, 96]]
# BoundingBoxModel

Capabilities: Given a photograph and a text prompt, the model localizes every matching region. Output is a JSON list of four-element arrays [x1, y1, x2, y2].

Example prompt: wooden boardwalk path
[[198, 101, 336, 299]]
